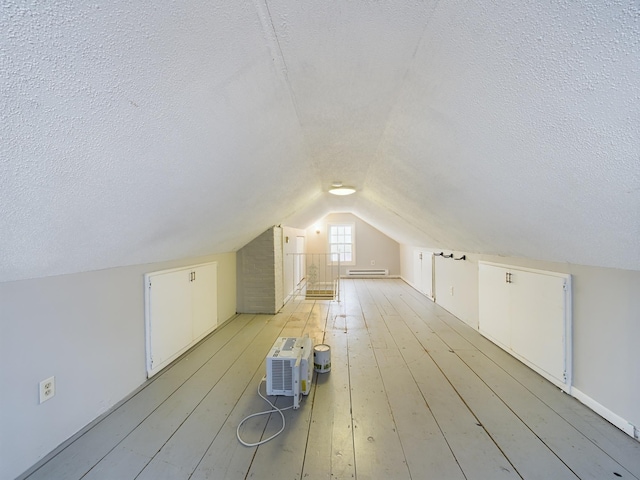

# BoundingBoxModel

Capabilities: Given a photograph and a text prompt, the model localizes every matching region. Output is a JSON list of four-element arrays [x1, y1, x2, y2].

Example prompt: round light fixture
[[328, 182, 356, 196]]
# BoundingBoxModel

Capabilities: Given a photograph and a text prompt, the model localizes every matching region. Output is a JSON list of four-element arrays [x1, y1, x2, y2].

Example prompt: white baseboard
[[571, 387, 637, 438], [400, 276, 417, 291], [400, 276, 434, 301]]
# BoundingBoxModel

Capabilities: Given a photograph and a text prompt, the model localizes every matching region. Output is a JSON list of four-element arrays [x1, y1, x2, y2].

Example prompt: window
[[328, 223, 355, 265]]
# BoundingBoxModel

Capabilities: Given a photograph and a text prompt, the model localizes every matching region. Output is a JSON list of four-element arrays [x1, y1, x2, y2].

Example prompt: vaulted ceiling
[[2, 0, 639, 282]]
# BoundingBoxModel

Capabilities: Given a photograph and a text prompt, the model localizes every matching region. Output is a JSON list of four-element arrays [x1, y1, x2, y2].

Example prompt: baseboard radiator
[[345, 269, 389, 277]]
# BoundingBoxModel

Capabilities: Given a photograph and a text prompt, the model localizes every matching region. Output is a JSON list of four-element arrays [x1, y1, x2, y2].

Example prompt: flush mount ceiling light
[[328, 182, 356, 196]]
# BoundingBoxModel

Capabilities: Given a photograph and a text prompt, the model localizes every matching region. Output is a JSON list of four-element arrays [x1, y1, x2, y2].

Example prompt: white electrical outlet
[[39, 376, 55, 404], [450, 286, 454, 296]]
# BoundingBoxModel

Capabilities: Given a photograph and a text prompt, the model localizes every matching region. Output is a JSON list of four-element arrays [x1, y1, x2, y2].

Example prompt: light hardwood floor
[[24, 279, 640, 480]]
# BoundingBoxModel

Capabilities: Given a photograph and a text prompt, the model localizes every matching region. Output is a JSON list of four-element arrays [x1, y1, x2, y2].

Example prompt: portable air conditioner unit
[[266, 336, 313, 409]]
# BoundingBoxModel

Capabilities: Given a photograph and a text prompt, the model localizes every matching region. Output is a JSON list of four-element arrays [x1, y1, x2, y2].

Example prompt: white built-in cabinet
[[414, 249, 434, 299], [144, 262, 218, 377], [478, 262, 572, 391]]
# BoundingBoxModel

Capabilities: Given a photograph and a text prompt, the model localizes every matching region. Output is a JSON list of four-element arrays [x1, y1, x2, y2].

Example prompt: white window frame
[[327, 223, 356, 265]]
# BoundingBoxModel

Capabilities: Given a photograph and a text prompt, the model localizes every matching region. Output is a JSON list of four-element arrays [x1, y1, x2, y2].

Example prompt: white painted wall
[[433, 253, 479, 329], [305, 213, 400, 276], [400, 245, 640, 440], [0, 252, 236, 480], [399, 244, 416, 286]]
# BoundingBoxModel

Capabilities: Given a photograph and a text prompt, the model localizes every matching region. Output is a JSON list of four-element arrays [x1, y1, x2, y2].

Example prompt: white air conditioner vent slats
[[270, 359, 292, 391], [265, 336, 313, 409]]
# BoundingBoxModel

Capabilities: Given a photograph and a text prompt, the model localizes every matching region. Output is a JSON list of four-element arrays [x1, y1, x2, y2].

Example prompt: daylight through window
[[328, 223, 355, 264]]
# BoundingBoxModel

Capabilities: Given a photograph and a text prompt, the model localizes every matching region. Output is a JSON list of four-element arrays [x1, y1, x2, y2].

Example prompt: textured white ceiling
[[2, 0, 639, 281]]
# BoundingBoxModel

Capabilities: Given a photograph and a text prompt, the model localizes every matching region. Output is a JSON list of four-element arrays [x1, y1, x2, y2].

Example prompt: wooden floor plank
[[367, 281, 465, 479], [428, 342, 579, 479], [373, 324, 466, 480], [25, 279, 640, 480], [241, 389, 313, 479], [190, 357, 279, 480], [382, 306, 522, 479], [397, 294, 476, 351], [82, 315, 270, 480], [136, 308, 303, 479], [301, 304, 356, 480], [388, 283, 578, 479], [456, 349, 637, 480], [349, 283, 412, 480], [418, 292, 640, 479], [190, 298, 321, 480], [243, 303, 332, 480], [436, 308, 640, 479], [135, 350, 266, 479], [25, 314, 255, 480]]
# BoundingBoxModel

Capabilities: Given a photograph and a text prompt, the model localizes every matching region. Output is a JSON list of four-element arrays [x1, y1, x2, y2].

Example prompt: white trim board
[[571, 388, 638, 439], [401, 276, 435, 301]]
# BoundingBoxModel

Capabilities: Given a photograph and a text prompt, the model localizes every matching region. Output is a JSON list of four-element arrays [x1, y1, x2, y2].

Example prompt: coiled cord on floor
[[236, 376, 294, 447]]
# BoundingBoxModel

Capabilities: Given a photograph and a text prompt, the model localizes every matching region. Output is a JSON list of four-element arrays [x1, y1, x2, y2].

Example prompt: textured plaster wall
[[2, 0, 639, 283], [0, 0, 317, 283], [277, 0, 640, 271]]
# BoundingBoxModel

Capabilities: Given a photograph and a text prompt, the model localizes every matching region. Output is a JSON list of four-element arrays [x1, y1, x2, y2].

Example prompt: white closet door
[[510, 270, 566, 383], [478, 263, 511, 348], [145, 261, 219, 377], [148, 269, 193, 371], [479, 262, 571, 391], [420, 251, 434, 299], [192, 263, 218, 341], [413, 250, 434, 299], [412, 250, 421, 291]]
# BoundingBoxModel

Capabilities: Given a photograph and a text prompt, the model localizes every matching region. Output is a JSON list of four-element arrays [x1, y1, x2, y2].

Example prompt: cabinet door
[[478, 263, 511, 348], [413, 250, 434, 298], [192, 262, 218, 341], [510, 270, 566, 383], [148, 269, 193, 371], [420, 251, 434, 298]]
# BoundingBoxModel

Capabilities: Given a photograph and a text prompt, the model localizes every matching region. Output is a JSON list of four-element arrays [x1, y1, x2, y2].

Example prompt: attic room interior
[[1, 1, 639, 479]]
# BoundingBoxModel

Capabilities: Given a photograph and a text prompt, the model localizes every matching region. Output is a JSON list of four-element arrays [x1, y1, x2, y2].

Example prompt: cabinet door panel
[[478, 264, 511, 348], [510, 270, 566, 383], [420, 251, 434, 298], [148, 270, 193, 370], [192, 263, 218, 341]]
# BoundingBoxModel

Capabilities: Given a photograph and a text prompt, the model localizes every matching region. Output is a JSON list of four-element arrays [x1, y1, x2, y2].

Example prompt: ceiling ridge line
[[361, 0, 444, 189], [253, 0, 292, 89], [357, 191, 447, 248], [251, 0, 324, 180]]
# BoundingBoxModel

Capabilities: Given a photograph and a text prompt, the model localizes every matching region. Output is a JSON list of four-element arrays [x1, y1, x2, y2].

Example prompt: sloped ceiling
[[2, 0, 639, 282]]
